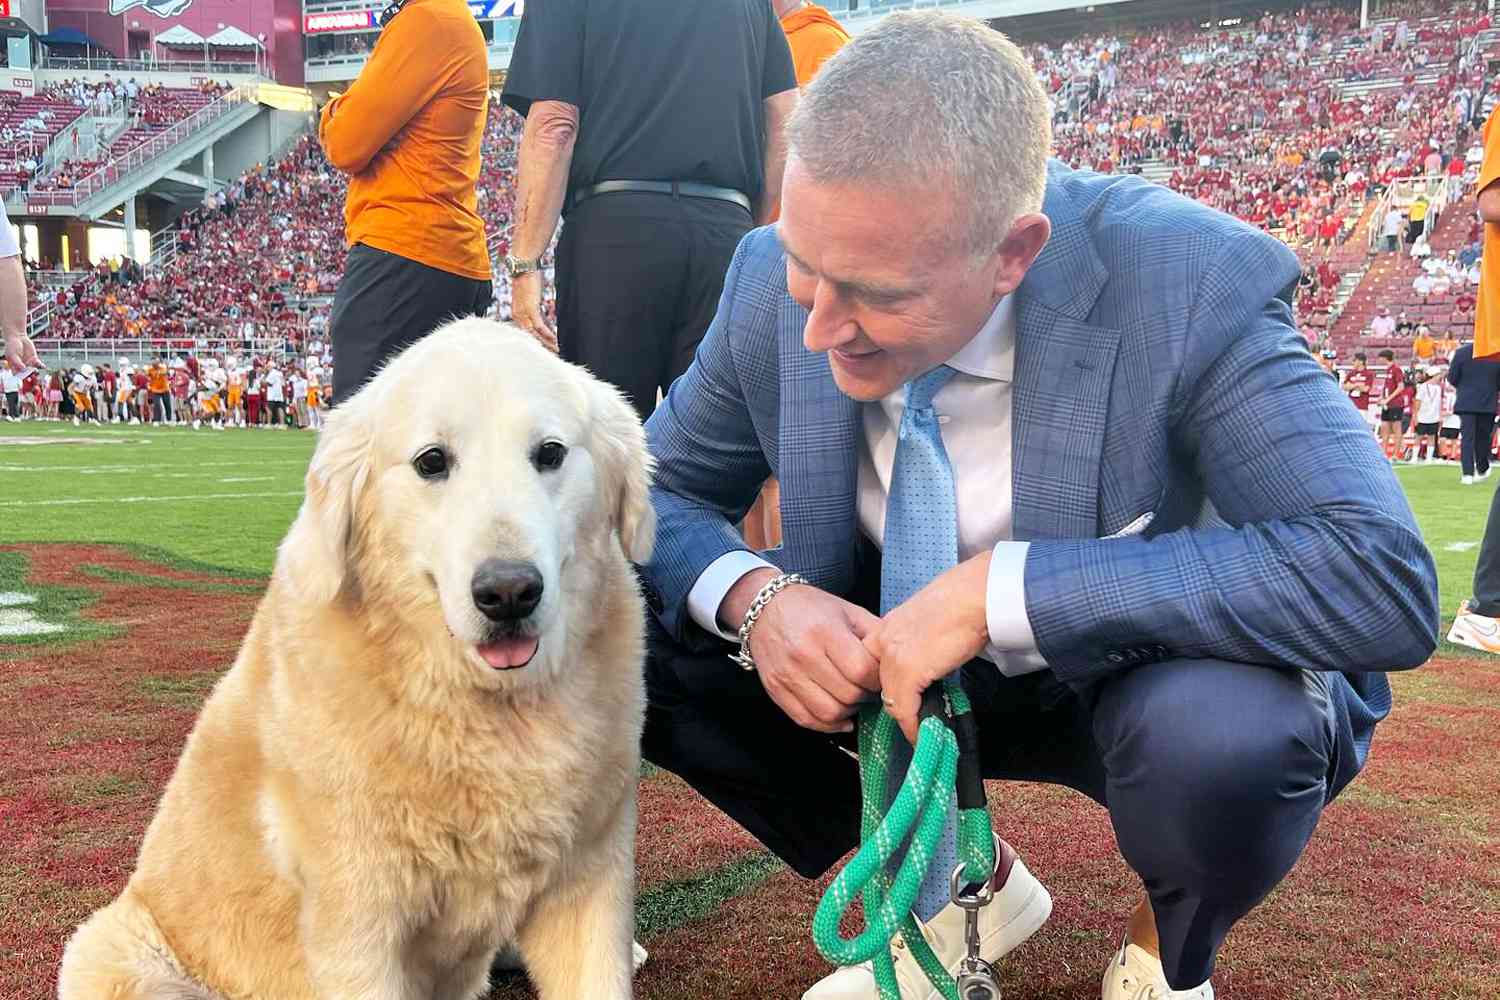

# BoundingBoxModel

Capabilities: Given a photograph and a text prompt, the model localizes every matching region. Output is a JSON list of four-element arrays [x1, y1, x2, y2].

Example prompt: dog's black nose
[[471, 560, 544, 622]]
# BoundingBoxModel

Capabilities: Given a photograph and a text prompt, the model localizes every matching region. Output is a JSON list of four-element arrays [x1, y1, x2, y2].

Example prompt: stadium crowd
[[9, 0, 1498, 468]]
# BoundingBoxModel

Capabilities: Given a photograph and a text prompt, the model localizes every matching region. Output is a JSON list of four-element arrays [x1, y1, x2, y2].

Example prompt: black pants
[[644, 616, 1353, 991], [1473, 478, 1500, 616], [1459, 411, 1495, 477], [331, 244, 493, 405], [556, 192, 753, 421]]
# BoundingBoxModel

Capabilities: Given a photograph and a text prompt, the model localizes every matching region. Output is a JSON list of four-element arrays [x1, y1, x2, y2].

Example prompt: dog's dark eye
[[533, 440, 568, 472], [413, 447, 450, 480]]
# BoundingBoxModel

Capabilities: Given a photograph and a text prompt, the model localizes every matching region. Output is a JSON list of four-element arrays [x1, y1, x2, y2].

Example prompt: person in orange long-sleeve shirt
[[321, 0, 493, 404]]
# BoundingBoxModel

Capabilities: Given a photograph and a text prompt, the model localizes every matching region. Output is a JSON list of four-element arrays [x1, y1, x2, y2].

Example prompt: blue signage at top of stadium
[[468, 0, 522, 17]]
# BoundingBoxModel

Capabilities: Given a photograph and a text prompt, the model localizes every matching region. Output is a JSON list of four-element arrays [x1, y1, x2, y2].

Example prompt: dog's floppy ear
[[587, 378, 656, 563], [276, 403, 372, 604]]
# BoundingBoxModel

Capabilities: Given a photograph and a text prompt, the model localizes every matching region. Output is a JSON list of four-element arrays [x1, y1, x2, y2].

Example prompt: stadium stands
[[0, 90, 85, 194], [21, 82, 232, 196], [20, 0, 1497, 367], [30, 104, 536, 350]]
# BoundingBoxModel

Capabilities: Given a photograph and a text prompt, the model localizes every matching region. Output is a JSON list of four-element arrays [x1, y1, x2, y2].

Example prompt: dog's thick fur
[[58, 320, 656, 1000]]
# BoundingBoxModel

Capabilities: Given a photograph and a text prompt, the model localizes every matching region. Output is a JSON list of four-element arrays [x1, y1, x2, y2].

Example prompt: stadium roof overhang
[[37, 26, 102, 48], [844, 0, 1141, 35], [0, 16, 35, 39]]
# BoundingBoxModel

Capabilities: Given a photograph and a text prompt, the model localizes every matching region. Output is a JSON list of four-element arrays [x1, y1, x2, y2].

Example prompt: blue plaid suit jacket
[[641, 161, 1438, 775]]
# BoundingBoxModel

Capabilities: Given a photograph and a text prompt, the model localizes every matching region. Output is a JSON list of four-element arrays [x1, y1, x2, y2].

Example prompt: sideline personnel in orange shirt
[[1445, 104, 1500, 652], [321, 0, 492, 404], [745, 0, 850, 551], [777, 0, 851, 90]]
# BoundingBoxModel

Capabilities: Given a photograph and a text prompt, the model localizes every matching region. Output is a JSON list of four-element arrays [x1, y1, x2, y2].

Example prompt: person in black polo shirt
[[501, 0, 799, 419]]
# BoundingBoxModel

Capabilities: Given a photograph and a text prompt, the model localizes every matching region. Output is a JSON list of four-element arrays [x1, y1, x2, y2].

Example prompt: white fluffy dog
[[58, 319, 655, 1000]]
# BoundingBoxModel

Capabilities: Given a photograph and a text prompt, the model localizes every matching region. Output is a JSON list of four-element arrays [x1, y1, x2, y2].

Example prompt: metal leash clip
[[950, 863, 1002, 1000]]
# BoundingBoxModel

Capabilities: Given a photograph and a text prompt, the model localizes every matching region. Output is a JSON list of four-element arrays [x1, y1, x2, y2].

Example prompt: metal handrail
[[22, 86, 254, 212], [39, 56, 264, 76]]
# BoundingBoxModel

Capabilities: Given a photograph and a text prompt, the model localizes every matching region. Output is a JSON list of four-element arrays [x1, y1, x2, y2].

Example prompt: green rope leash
[[811, 677, 995, 1000]]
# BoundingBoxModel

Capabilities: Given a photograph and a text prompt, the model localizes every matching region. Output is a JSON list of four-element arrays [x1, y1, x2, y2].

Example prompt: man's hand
[[722, 569, 881, 733], [510, 271, 558, 353], [865, 554, 992, 744], [5, 332, 40, 372]]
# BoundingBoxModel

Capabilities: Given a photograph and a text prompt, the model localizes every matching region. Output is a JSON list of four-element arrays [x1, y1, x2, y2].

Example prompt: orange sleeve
[[1479, 106, 1500, 196], [319, 7, 451, 175], [792, 24, 850, 85]]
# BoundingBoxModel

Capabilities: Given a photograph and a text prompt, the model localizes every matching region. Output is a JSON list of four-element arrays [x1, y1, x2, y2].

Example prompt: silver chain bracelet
[[729, 572, 808, 671]]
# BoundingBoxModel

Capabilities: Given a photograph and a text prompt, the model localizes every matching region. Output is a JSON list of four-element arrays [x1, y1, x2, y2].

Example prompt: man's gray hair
[[785, 11, 1051, 256]]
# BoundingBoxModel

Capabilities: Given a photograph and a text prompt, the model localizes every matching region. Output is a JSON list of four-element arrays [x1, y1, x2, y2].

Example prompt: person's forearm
[[512, 101, 579, 260], [757, 90, 797, 226], [0, 256, 26, 340], [757, 116, 789, 227]]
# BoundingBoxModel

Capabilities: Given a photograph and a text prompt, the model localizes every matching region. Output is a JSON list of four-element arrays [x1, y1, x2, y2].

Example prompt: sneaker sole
[[1447, 619, 1500, 654]]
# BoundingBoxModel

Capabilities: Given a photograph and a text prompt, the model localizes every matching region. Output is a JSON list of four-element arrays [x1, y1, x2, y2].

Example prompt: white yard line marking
[[1445, 541, 1480, 552], [0, 608, 65, 636], [0, 592, 39, 607], [0, 491, 303, 508], [0, 460, 307, 473]]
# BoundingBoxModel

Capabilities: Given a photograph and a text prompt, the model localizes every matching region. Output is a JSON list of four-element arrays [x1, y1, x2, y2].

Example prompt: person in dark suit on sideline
[[1445, 339, 1500, 484]]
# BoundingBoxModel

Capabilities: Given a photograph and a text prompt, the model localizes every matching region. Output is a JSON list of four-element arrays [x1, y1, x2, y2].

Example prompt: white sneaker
[[802, 839, 1051, 1000], [1484, 468, 1494, 480], [1462, 475, 1476, 485], [1448, 604, 1500, 654], [72, 417, 79, 426], [1101, 937, 1214, 1000]]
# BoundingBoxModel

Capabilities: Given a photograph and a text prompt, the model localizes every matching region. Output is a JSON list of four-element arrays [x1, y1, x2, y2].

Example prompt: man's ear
[[276, 403, 372, 604], [993, 212, 1052, 298], [586, 378, 656, 563]]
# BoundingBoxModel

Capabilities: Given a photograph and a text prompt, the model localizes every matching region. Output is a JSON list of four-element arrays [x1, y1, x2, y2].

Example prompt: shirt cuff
[[985, 541, 1047, 677], [687, 550, 779, 642]]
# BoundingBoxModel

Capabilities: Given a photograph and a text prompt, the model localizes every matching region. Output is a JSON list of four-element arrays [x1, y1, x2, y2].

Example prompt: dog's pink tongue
[[477, 636, 539, 670]]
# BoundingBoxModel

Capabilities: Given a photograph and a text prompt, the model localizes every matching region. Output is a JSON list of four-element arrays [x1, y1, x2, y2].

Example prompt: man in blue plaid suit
[[637, 14, 1438, 1000]]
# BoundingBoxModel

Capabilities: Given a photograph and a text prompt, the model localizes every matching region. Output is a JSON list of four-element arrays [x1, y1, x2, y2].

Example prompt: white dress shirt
[[686, 296, 1048, 677]]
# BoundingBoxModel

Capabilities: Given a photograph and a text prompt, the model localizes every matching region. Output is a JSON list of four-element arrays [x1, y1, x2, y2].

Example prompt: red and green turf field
[[1, 422, 1497, 998]]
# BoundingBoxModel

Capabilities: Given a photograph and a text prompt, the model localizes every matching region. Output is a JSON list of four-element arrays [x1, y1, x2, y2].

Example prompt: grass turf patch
[[0, 422, 314, 576], [635, 852, 785, 938], [0, 550, 119, 652], [77, 564, 263, 595], [1394, 463, 1499, 649], [3, 426, 1498, 999]]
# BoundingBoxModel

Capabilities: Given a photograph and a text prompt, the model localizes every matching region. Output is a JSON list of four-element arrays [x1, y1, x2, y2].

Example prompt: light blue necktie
[[879, 365, 964, 922]]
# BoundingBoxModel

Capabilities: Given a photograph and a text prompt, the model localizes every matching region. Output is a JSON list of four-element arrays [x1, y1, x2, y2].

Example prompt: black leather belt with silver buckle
[[568, 180, 753, 214]]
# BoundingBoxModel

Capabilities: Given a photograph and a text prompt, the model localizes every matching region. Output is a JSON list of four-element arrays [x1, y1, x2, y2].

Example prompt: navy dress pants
[[642, 616, 1355, 990]]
